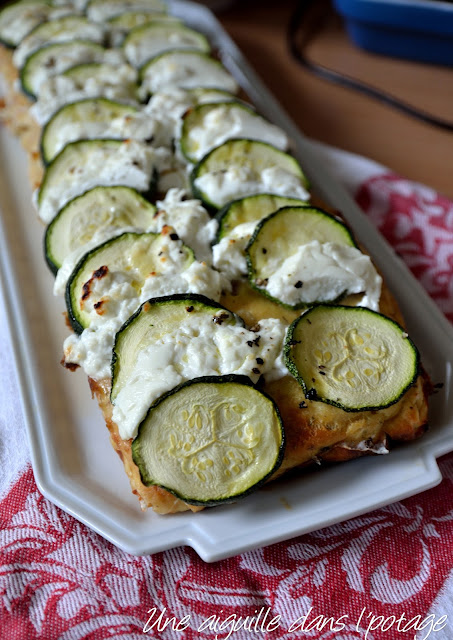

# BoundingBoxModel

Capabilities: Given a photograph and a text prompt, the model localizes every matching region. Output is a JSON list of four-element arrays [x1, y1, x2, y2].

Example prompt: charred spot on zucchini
[[44, 186, 156, 274], [284, 304, 420, 412], [131, 375, 285, 506], [191, 139, 310, 211], [66, 232, 194, 334], [246, 206, 359, 309], [111, 294, 244, 403], [40, 98, 139, 163], [215, 194, 309, 242]]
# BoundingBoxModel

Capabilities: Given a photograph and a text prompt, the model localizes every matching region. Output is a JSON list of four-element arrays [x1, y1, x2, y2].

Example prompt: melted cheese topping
[[264, 241, 382, 309], [5, 1, 390, 443], [63, 234, 224, 381], [194, 165, 310, 209], [30, 63, 138, 124], [111, 315, 288, 439], [183, 104, 289, 163], [37, 140, 156, 223]]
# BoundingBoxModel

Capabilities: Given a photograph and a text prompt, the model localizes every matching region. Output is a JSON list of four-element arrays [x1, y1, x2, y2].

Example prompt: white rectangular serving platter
[[1, 0, 453, 563]]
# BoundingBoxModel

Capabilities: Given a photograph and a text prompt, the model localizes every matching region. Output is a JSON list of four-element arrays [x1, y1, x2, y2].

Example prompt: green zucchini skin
[[131, 374, 285, 507], [20, 41, 107, 102], [214, 194, 310, 243], [86, 0, 168, 22], [245, 206, 358, 310], [284, 304, 420, 412], [37, 139, 158, 223], [138, 49, 239, 100], [0, 0, 52, 49], [179, 101, 287, 165], [65, 231, 193, 334], [122, 22, 210, 68], [110, 293, 245, 402], [44, 185, 157, 275], [190, 138, 310, 212], [40, 97, 139, 164]]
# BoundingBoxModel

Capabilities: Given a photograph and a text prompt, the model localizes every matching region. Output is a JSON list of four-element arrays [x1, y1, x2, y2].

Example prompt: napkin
[[1, 142, 452, 640]]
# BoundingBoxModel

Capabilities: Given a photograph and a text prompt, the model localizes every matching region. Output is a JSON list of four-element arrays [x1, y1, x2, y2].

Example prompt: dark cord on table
[[287, 0, 453, 133]]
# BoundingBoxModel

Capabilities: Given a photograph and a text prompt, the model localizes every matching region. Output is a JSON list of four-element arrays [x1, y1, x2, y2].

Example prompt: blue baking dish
[[332, 0, 453, 65]]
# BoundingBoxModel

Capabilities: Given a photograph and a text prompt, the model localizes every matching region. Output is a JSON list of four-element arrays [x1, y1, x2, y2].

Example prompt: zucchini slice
[[111, 294, 243, 404], [191, 139, 310, 211], [187, 87, 238, 105], [13, 15, 105, 68], [131, 375, 284, 506], [216, 194, 309, 241], [31, 61, 139, 125], [284, 304, 420, 411], [110, 293, 287, 440], [44, 186, 157, 274], [37, 139, 157, 223], [180, 101, 288, 164], [66, 232, 194, 333], [0, 1, 72, 49], [61, 61, 138, 98], [123, 22, 210, 68], [246, 207, 382, 310], [20, 41, 114, 101], [108, 11, 182, 46], [139, 49, 238, 98], [87, 0, 167, 22], [40, 98, 139, 163], [246, 206, 364, 308]]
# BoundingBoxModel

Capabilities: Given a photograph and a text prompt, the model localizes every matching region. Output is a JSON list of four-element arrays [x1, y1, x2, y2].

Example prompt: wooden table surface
[[218, 0, 453, 199]]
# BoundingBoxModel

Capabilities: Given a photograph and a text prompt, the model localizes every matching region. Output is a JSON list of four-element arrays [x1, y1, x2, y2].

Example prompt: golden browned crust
[[89, 377, 203, 514], [221, 280, 430, 474], [1, 42, 430, 514], [88, 279, 430, 514], [0, 46, 43, 188]]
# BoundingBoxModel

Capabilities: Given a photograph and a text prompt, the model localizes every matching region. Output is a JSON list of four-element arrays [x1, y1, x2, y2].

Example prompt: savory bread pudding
[[0, 0, 430, 513]]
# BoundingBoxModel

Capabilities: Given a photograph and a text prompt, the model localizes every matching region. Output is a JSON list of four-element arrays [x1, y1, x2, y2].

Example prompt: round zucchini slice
[[61, 61, 139, 100], [191, 139, 310, 211], [20, 40, 108, 101], [123, 22, 210, 68], [108, 11, 182, 46], [0, 1, 70, 49], [139, 49, 238, 97], [44, 186, 157, 274], [111, 294, 243, 403], [188, 87, 238, 105], [66, 232, 195, 334], [180, 101, 288, 164], [30, 61, 139, 125], [284, 305, 420, 412], [246, 206, 360, 308], [87, 0, 167, 22], [40, 98, 139, 163], [131, 375, 285, 506], [215, 193, 309, 241], [37, 139, 156, 223], [13, 15, 105, 68]]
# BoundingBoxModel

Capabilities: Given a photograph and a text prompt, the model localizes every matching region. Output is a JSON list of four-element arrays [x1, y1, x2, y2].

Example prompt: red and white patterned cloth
[[1, 143, 453, 640]]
